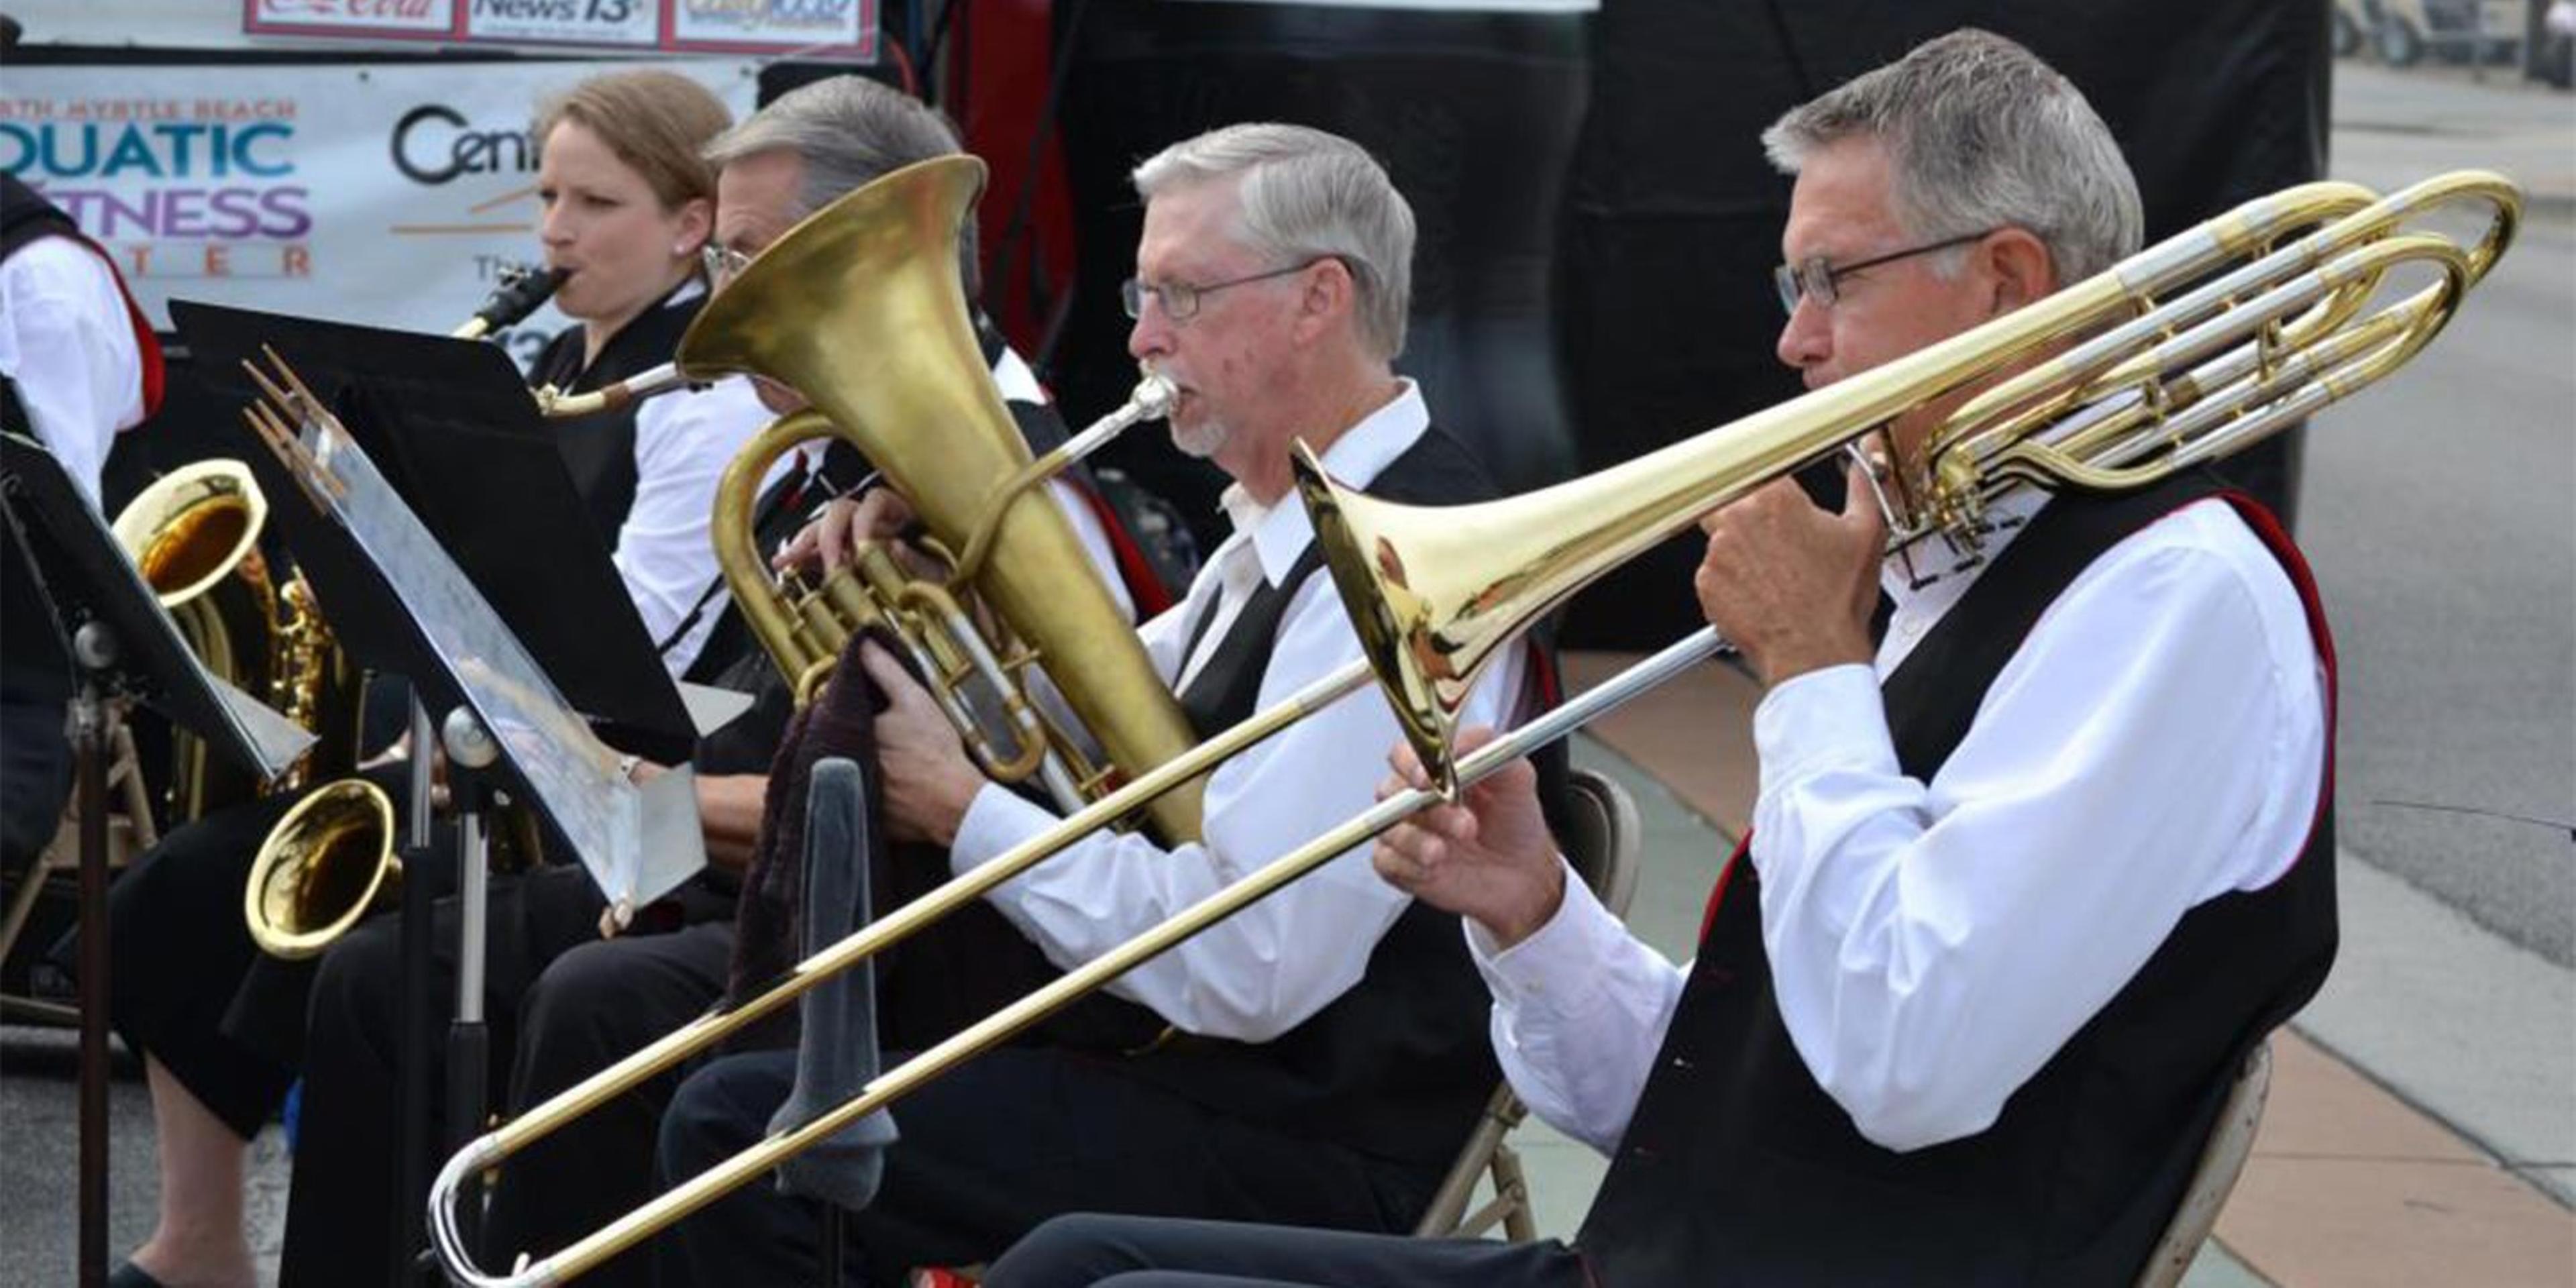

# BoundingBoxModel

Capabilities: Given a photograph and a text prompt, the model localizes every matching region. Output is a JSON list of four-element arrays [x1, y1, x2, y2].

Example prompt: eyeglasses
[[700, 242, 756, 284], [1120, 258, 1326, 323], [1772, 229, 1996, 315]]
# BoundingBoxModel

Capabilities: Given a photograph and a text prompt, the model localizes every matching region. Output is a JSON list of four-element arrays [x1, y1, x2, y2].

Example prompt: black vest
[[1118, 424, 1556, 1173], [529, 282, 706, 546], [1576, 474, 2339, 1286]]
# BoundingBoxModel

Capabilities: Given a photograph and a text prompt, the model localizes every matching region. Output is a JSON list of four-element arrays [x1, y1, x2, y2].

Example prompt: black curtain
[[1051, 0, 1592, 540], [1552, 0, 2328, 646], [1048, 0, 2328, 647]]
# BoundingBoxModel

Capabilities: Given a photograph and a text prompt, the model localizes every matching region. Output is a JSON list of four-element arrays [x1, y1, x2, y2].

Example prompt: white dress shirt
[[616, 373, 771, 676], [0, 237, 144, 506], [951, 380, 1531, 1042], [1472, 489, 2327, 1156]]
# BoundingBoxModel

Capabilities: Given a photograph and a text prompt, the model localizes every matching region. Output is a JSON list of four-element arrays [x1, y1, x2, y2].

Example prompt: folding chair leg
[[0, 843, 56, 983], [1490, 1142, 1537, 1243]]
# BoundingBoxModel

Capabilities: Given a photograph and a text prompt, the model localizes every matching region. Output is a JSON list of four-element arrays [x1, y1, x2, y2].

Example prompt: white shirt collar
[[1215, 378, 1429, 588], [1876, 485, 2050, 670], [991, 344, 1049, 404]]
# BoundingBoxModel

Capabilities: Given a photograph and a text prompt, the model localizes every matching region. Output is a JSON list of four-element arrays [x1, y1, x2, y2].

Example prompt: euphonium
[[688, 155, 1205, 843]]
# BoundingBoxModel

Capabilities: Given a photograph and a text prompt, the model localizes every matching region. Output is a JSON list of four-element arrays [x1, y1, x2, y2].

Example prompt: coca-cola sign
[[241, 0, 872, 54], [249, 0, 454, 34]]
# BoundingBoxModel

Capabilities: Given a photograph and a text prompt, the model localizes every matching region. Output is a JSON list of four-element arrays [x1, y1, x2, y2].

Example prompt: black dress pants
[[105, 789, 307, 1138], [0, 695, 68, 867], [484, 918, 734, 1288], [654, 1046, 1445, 1288], [278, 863, 609, 1287], [105, 764, 430, 1140], [984, 1214, 1592, 1288]]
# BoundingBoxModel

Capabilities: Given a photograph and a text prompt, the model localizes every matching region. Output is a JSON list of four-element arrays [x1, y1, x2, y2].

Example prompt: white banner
[[0, 60, 759, 370]]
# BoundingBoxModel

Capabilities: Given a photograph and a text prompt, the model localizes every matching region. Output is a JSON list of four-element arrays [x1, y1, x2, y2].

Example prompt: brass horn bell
[[242, 777, 397, 960]]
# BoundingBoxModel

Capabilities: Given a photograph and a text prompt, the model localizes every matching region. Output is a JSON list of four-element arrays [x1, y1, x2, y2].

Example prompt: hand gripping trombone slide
[[428, 168, 2519, 1285]]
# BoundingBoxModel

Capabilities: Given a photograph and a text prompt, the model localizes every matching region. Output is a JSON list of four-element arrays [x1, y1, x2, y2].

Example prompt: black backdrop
[[1042, 0, 2330, 647]]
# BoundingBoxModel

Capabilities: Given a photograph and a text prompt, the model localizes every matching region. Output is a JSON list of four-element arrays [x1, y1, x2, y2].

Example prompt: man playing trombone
[[988, 29, 2339, 1287], [655, 123, 1554, 1285]]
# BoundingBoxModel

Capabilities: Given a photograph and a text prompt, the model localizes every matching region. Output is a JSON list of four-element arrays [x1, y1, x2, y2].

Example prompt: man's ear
[[1293, 258, 1355, 344], [1983, 227, 2057, 315]]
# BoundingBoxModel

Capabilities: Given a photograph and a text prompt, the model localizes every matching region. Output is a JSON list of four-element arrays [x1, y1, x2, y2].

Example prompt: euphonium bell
[[683, 155, 1205, 844], [243, 777, 397, 960]]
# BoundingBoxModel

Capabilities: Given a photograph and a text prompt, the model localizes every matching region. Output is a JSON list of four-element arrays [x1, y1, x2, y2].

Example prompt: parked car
[[2369, 0, 2524, 66]]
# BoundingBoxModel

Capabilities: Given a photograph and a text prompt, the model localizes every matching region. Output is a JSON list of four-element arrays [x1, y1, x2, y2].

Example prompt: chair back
[[2135, 1039, 2275, 1288], [1413, 763, 1642, 1240]]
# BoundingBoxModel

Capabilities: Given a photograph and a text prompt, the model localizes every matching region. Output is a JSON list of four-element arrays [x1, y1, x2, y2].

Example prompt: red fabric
[[1700, 835, 1752, 944], [959, 0, 1077, 352], [1069, 476, 1178, 617], [2215, 490, 2339, 877]]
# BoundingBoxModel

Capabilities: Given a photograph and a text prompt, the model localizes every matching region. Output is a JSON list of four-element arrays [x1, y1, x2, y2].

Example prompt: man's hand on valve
[[772, 488, 919, 577], [855, 639, 987, 849]]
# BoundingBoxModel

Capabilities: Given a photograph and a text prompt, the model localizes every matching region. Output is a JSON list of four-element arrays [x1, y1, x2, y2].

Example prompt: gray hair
[[1761, 29, 2143, 285], [1132, 123, 1415, 361], [704, 76, 981, 298]]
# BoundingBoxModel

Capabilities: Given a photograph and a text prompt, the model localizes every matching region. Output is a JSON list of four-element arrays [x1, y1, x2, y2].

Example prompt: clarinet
[[451, 263, 569, 340]]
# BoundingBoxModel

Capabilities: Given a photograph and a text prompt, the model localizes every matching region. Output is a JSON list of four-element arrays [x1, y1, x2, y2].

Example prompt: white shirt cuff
[[1752, 662, 1898, 798], [1467, 860, 1624, 1020], [951, 782, 1061, 877]]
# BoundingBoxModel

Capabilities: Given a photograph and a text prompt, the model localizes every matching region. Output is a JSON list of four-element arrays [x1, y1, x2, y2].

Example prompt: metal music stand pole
[[438, 706, 500, 1263], [394, 696, 437, 1287], [69, 624, 115, 1288]]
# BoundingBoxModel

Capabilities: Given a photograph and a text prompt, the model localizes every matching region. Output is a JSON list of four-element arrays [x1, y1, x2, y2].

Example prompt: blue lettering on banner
[[0, 121, 294, 180]]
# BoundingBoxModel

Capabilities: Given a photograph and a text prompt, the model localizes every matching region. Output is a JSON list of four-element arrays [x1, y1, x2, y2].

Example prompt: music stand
[[1, 432, 313, 1288], [168, 300, 706, 765], [229, 350, 714, 1275]]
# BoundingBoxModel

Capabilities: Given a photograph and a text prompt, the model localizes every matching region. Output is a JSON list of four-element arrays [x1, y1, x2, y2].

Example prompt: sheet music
[[299, 417, 700, 906]]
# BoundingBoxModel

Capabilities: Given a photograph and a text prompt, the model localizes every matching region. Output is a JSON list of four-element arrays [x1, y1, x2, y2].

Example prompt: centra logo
[[391, 104, 534, 186]]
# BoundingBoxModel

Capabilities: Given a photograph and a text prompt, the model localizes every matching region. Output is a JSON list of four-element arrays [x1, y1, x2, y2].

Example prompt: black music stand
[[168, 300, 708, 764], [0, 433, 313, 1288], [209, 348, 712, 1281]]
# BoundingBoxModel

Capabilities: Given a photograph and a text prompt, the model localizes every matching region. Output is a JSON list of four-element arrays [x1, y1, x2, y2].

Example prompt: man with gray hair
[[655, 120, 1552, 1284], [990, 29, 2336, 1287]]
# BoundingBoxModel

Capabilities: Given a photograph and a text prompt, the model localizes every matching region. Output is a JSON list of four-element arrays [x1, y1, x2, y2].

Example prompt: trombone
[[427, 169, 2518, 1285]]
